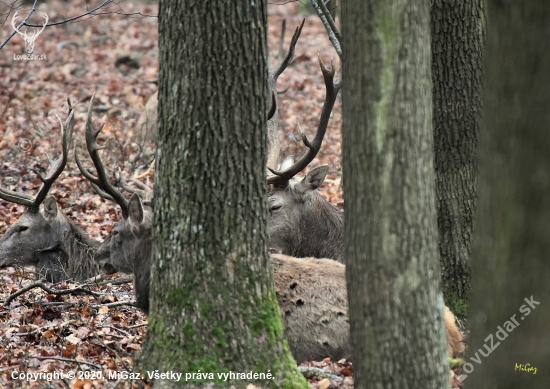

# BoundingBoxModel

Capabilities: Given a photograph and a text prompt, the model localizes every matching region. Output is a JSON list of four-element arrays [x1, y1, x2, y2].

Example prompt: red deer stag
[[89, 192, 463, 363], [267, 52, 344, 263], [0, 108, 101, 283]]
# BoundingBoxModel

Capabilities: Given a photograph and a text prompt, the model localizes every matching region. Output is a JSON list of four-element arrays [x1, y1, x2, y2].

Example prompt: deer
[[84, 189, 463, 363], [79, 88, 463, 365], [266, 47, 344, 263], [0, 108, 102, 283]]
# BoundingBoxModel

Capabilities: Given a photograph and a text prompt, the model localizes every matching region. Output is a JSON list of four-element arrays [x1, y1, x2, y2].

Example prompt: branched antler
[[75, 92, 129, 217], [0, 105, 74, 211], [116, 170, 153, 202], [270, 18, 305, 87], [267, 53, 342, 186]]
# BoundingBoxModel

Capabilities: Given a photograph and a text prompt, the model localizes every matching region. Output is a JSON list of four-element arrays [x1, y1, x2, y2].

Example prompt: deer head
[[11, 11, 48, 54], [0, 108, 75, 280]]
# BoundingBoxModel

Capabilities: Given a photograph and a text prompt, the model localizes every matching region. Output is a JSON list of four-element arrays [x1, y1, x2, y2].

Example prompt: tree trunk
[[342, 1, 449, 388], [468, 0, 550, 386], [137, 1, 307, 388], [431, 0, 484, 315]]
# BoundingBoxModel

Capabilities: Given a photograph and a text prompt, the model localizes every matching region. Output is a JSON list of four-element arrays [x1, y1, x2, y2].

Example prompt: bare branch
[[0, 0, 157, 50], [0, 0, 38, 50], [311, 0, 342, 59], [34, 356, 101, 370], [3, 281, 100, 306]]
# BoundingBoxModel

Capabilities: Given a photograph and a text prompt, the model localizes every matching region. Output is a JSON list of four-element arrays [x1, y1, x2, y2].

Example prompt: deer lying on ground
[[0, 109, 101, 283], [78, 93, 463, 364], [88, 191, 463, 363]]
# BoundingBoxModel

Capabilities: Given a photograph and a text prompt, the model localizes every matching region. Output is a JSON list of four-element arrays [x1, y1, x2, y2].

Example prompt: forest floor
[[0, 1, 463, 388], [0, 1, 352, 388]]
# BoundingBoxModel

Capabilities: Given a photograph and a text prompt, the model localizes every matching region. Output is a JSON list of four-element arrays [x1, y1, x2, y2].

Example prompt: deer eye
[[17, 226, 29, 233], [270, 204, 282, 212]]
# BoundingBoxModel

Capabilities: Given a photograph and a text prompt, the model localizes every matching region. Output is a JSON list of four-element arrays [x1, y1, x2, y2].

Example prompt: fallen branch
[[3, 281, 99, 306], [34, 356, 101, 370], [128, 322, 148, 329], [298, 366, 343, 382], [91, 301, 136, 309]]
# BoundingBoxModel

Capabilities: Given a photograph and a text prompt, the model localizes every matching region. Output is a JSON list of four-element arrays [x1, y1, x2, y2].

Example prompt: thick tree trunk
[[137, 2, 307, 388], [468, 1, 550, 387], [431, 0, 484, 314], [342, 1, 449, 388]]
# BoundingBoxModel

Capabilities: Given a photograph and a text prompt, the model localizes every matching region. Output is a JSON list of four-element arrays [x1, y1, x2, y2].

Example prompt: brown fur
[[445, 306, 465, 357], [272, 254, 464, 362]]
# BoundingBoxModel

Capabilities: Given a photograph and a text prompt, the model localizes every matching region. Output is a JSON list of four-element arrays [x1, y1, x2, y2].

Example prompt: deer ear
[[296, 165, 329, 194], [43, 196, 58, 222], [128, 193, 144, 225]]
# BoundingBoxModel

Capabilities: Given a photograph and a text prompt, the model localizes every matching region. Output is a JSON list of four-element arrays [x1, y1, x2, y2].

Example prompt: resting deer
[[0, 108, 101, 283], [87, 190, 463, 363], [266, 50, 344, 263], [79, 90, 463, 364]]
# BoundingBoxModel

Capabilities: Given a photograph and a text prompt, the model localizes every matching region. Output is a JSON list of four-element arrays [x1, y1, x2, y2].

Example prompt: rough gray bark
[[342, 0, 449, 388], [468, 1, 550, 386], [431, 0, 484, 314], [136, 1, 307, 388]]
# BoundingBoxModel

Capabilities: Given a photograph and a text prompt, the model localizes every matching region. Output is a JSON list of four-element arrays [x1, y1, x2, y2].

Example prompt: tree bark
[[137, 1, 307, 388], [468, 0, 550, 386], [342, 1, 449, 388], [431, 0, 484, 314]]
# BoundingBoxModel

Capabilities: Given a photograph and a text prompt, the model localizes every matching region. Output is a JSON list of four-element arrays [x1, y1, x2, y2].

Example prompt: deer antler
[[116, 170, 153, 202], [270, 18, 305, 85], [0, 103, 74, 211], [267, 53, 342, 186], [75, 93, 129, 218]]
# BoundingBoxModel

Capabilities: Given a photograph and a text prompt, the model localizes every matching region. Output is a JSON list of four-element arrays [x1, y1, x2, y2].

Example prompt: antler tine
[[117, 169, 154, 202], [0, 107, 74, 211], [271, 18, 305, 83], [267, 53, 342, 186], [75, 92, 129, 218]]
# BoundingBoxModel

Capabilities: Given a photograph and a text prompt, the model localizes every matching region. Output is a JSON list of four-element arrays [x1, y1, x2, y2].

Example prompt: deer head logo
[[11, 11, 48, 54]]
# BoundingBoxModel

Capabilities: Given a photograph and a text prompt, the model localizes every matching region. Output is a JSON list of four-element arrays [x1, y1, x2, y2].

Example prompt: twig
[[3, 281, 99, 306], [35, 356, 102, 370], [91, 301, 136, 309], [311, 0, 342, 59], [99, 325, 132, 337], [318, 0, 342, 42], [98, 274, 134, 286], [1, 0, 157, 50], [0, 0, 38, 50], [128, 322, 147, 329]]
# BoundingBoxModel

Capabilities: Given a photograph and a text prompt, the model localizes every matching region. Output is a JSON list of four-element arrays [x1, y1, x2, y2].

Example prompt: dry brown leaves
[[0, 0, 344, 387]]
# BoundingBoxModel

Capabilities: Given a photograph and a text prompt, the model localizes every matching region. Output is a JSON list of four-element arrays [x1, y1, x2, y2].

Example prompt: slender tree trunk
[[137, 1, 307, 388], [468, 0, 550, 386], [431, 0, 484, 314], [342, 1, 449, 388]]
